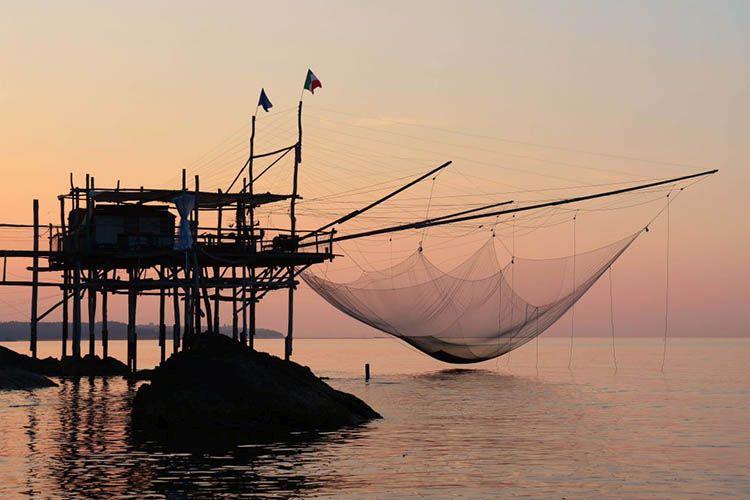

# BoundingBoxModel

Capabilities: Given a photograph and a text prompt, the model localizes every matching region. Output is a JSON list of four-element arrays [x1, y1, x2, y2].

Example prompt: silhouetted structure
[[1, 102, 334, 370]]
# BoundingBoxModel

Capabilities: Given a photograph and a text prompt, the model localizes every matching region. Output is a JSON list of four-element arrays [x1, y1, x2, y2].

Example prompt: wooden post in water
[[172, 265, 181, 353], [87, 269, 96, 357], [213, 266, 220, 334], [127, 268, 137, 372], [72, 183, 82, 359], [87, 178, 96, 357], [159, 266, 166, 364], [30, 199, 39, 359], [243, 266, 250, 349], [101, 273, 108, 359], [72, 262, 82, 358], [365, 363, 370, 381], [214, 193, 222, 335], [193, 175, 201, 336], [60, 197, 68, 358], [232, 266, 239, 341], [201, 268, 213, 334]]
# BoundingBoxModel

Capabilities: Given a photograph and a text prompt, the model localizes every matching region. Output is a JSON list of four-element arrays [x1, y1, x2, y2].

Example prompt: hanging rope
[[535, 307, 540, 375], [660, 193, 671, 373], [507, 214, 516, 368], [568, 211, 577, 371], [418, 176, 438, 251], [608, 266, 618, 372]]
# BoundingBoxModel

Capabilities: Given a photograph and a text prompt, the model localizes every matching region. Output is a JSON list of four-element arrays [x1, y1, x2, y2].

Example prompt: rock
[[0, 345, 128, 377], [53, 354, 129, 377], [0, 366, 57, 391], [131, 333, 381, 442]]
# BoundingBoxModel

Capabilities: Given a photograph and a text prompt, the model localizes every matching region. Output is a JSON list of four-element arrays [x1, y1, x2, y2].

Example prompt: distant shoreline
[[0, 321, 283, 341], [2, 335, 747, 341]]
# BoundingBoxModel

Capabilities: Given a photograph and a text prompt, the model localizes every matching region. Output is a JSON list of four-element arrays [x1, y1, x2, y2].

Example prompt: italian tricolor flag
[[304, 69, 322, 94]]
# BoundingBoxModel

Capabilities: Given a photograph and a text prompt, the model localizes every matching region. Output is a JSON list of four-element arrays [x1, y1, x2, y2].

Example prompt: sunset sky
[[0, 1, 747, 341]]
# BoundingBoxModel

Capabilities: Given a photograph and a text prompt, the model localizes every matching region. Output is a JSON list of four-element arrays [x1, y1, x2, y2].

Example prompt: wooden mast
[[286, 100, 302, 361], [248, 116, 257, 348]]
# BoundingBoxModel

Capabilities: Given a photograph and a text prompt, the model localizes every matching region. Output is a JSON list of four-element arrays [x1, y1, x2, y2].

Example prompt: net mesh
[[302, 231, 641, 363]]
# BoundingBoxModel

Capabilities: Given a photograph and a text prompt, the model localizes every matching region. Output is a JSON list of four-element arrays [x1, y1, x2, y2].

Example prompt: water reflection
[[16, 377, 372, 498], [1, 339, 749, 498]]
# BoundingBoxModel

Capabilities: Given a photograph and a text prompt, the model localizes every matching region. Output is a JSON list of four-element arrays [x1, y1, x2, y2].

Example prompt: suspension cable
[[661, 193, 671, 373], [568, 211, 577, 371], [609, 266, 618, 372], [419, 175, 438, 251]]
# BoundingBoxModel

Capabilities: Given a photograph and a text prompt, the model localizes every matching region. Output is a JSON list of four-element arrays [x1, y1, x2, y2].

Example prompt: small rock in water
[[0, 367, 57, 391]]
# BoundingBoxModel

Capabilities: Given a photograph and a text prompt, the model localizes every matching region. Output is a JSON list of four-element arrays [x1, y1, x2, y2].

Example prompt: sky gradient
[[0, 1, 747, 341]]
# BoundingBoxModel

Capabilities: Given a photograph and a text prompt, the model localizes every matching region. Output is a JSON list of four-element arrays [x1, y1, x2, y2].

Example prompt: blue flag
[[258, 88, 273, 112]]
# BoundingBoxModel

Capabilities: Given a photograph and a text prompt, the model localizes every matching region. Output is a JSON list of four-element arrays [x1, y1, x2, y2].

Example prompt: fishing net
[[302, 231, 641, 363]]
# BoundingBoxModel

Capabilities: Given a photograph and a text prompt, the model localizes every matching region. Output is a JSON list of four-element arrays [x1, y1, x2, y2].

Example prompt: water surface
[[1, 338, 748, 498]]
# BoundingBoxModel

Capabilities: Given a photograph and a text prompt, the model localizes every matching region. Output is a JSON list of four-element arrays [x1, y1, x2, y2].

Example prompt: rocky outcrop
[[131, 333, 381, 442], [0, 366, 57, 390], [0, 345, 128, 377]]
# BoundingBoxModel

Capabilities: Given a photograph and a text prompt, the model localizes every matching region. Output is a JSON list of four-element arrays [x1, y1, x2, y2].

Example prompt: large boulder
[[131, 333, 381, 441]]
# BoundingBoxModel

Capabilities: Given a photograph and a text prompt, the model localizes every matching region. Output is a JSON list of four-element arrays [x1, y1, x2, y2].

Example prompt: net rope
[[303, 231, 641, 363]]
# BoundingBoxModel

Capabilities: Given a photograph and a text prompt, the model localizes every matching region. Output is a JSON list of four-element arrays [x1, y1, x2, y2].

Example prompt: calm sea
[[0, 337, 748, 499]]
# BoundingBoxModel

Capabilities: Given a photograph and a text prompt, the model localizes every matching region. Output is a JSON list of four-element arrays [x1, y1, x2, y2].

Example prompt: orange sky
[[0, 1, 747, 341]]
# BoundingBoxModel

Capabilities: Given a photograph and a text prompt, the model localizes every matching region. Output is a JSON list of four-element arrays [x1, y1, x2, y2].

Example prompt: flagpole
[[286, 99, 302, 361], [248, 113, 257, 348]]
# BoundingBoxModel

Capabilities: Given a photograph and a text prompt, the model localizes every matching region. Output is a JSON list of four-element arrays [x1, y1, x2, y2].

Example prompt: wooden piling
[[172, 265, 181, 353], [127, 268, 137, 372], [30, 199, 39, 359], [232, 266, 239, 342], [60, 197, 68, 358], [159, 267, 166, 364], [365, 363, 370, 381], [101, 275, 108, 359], [243, 266, 250, 349], [72, 262, 81, 358], [193, 175, 201, 335], [213, 266, 220, 334], [62, 269, 69, 358], [88, 269, 96, 356]]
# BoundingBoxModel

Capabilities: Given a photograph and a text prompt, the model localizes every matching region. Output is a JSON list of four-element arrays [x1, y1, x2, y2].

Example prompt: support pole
[[101, 275, 108, 359], [172, 265, 181, 353], [213, 266, 220, 334], [30, 199, 39, 359], [72, 262, 81, 358], [201, 267, 213, 335], [249, 291, 256, 350], [87, 269, 96, 356], [193, 175, 201, 336], [127, 268, 138, 372], [285, 101, 302, 361], [243, 266, 251, 349], [183, 261, 192, 345], [72, 185, 82, 359], [60, 197, 68, 358], [159, 267, 166, 364], [247, 119, 257, 350], [62, 269, 69, 357], [232, 266, 239, 342], [214, 195, 222, 335]]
